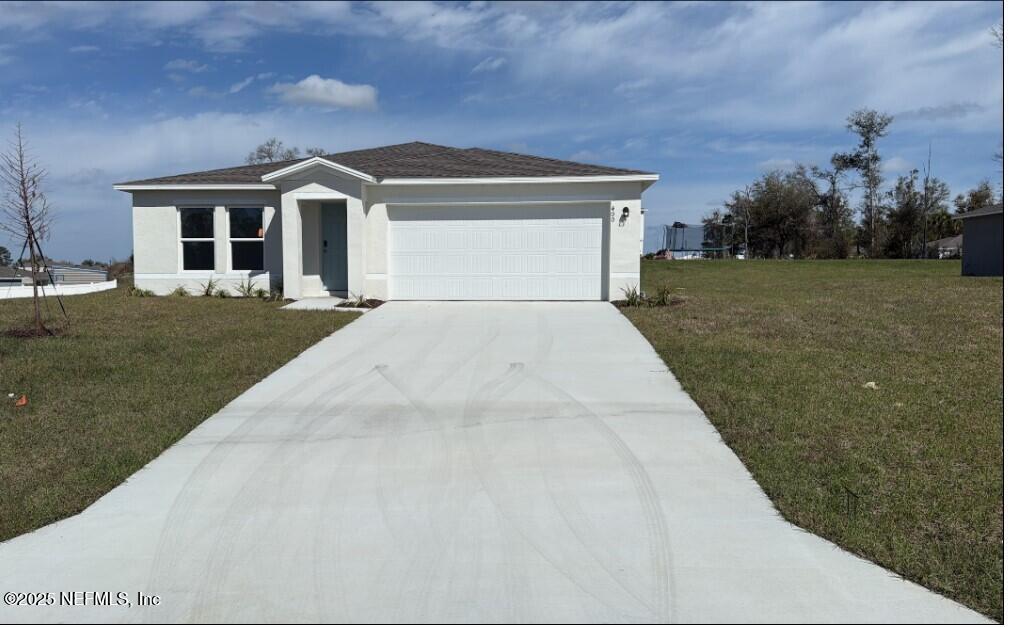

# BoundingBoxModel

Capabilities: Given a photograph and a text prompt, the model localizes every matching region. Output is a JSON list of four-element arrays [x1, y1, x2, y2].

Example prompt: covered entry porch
[[280, 185, 362, 300]]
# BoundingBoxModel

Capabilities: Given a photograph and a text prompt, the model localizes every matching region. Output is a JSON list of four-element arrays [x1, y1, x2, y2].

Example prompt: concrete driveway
[[0, 302, 986, 623]]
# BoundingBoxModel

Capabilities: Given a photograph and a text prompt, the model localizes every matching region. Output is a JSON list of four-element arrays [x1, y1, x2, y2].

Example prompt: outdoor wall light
[[622, 207, 630, 218]]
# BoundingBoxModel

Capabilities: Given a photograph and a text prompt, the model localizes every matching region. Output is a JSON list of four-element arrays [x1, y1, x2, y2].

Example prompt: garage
[[388, 204, 605, 300]]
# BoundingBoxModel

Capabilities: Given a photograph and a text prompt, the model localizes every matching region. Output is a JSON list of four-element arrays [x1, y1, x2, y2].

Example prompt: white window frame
[[177, 206, 216, 273], [226, 206, 265, 273]]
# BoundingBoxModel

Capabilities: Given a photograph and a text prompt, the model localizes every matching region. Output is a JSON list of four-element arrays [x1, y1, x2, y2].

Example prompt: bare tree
[[305, 147, 327, 157], [1, 124, 54, 334], [246, 138, 300, 164]]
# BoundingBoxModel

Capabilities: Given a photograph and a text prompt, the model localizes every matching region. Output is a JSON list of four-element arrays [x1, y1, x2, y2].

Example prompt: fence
[[645, 222, 735, 258], [0, 279, 118, 300]]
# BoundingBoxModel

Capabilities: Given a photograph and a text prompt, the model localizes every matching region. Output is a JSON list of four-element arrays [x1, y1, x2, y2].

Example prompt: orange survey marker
[[14, 394, 27, 407]]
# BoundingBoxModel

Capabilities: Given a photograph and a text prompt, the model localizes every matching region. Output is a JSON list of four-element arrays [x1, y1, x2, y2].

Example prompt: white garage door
[[388, 204, 604, 300]]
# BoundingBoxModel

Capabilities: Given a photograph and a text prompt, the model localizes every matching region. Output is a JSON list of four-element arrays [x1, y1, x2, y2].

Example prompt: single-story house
[[926, 234, 963, 259], [952, 205, 1003, 277], [0, 266, 21, 285], [114, 142, 657, 301], [12, 264, 105, 285], [49, 264, 109, 284]]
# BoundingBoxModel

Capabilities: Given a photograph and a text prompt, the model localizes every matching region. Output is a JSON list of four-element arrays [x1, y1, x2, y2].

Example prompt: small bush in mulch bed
[[613, 285, 685, 309], [337, 295, 384, 309]]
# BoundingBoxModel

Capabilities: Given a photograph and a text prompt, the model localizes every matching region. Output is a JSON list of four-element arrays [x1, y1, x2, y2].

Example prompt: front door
[[320, 203, 348, 293]]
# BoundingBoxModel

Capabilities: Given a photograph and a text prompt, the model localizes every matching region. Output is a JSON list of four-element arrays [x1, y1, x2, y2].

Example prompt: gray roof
[[927, 234, 963, 248], [117, 141, 653, 186], [952, 205, 1003, 220]]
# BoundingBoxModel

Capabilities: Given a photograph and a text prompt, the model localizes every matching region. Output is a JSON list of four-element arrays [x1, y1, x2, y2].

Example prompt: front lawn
[[624, 259, 1003, 620], [0, 285, 356, 543]]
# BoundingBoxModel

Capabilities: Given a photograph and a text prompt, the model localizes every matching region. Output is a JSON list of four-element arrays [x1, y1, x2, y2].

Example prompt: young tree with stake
[[1, 124, 55, 334]]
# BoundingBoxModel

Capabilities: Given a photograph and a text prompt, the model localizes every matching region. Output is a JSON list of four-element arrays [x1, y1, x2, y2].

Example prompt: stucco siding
[[130, 190, 281, 295], [127, 178, 649, 300], [133, 205, 178, 275]]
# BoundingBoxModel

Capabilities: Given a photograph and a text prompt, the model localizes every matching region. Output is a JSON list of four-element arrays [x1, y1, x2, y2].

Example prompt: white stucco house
[[114, 142, 658, 301]]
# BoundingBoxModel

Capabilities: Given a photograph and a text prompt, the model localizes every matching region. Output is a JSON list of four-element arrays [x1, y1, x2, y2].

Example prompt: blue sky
[[0, 1, 1003, 261]]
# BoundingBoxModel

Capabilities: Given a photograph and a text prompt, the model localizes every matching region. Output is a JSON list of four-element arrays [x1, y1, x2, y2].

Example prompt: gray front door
[[320, 203, 348, 292]]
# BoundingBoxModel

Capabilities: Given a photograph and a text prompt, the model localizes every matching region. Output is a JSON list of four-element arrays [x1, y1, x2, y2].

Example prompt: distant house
[[14, 264, 108, 285], [952, 205, 1003, 276], [926, 234, 963, 259], [49, 265, 108, 285], [0, 266, 22, 285]]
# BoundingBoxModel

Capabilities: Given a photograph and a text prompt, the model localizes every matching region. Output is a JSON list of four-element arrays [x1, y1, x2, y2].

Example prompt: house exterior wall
[[128, 176, 650, 300], [961, 213, 1003, 276], [131, 189, 281, 294]]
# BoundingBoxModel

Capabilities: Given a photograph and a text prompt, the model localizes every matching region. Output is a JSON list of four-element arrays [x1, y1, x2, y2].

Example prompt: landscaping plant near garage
[[623, 259, 1003, 620], [0, 283, 357, 542]]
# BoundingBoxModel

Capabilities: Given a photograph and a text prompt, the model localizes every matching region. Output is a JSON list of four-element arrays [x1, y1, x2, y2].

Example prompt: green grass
[[0, 284, 356, 543], [623, 259, 1003, 619]]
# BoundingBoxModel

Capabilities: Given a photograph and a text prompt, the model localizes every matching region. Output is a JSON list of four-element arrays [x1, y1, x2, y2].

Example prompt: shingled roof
[[116, 141, 654, 186]]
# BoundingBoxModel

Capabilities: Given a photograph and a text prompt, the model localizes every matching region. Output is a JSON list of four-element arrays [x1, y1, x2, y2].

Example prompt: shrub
[[235, 277, 257, 298], [263, 288, 284, 302], [127, 286, 155, 297], [214, 288, 232, 298], [339, 293, 372, 308], [621, 286, 644, 307], [252, 288, 269, 299], [169, 286, 191, 297], [651, 285, 672, 307], [200, 278, 219, 297]]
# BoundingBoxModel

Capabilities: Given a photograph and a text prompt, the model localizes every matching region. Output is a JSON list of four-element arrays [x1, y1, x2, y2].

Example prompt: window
[[180, 208, 214, 271], [229, 207, 264, 271]]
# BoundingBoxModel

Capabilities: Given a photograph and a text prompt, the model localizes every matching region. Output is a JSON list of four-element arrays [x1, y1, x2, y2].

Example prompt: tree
[[723, 186, 753, 258], [0, 245, 10, 267], [246, 138, 300, 164], [0, 124, 54, 334], [833, 109, 894, 257], [305, 147, 327, 157], [953, 179, 999, 215], [809, 160, 856, 258], [724, 167, 818, 259], [882, 170, 951, 257]]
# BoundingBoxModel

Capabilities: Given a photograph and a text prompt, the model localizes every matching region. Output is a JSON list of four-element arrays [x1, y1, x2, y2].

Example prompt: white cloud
[[228, 72, 276, 94], [614, 78, 653, 97], [569, 149, 601, 163], [69, 45, 100, 53], [268, 75, 378, 110], [229, 76, 255, 94], [472, 56, 506, 73], [882, 156, 916, 174], [164, 58, 207, 73], [758, 158, 796, 173]]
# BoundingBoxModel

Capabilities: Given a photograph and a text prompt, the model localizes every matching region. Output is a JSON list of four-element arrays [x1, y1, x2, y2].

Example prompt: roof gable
[[115, 141, 656, 187]]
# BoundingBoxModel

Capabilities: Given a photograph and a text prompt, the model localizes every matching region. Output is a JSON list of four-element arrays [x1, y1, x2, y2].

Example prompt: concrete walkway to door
[[0, 303, 988, 623]]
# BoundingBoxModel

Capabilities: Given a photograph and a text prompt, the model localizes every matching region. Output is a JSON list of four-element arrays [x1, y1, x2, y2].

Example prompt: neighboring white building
[[115, 142, 658, 301]]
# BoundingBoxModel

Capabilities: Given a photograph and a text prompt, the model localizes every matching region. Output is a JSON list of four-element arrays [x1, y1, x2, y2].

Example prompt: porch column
[[280, 191, 303, 299], [346, 196, 365, 298]]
